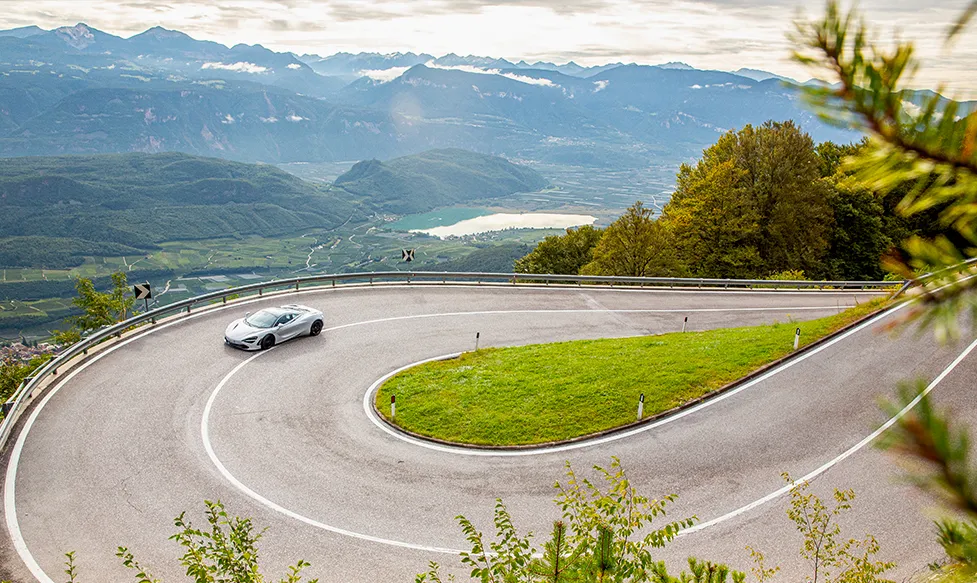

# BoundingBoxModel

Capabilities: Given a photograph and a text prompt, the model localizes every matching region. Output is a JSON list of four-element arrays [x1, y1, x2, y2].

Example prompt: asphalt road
[[2, 284, 971, 583]]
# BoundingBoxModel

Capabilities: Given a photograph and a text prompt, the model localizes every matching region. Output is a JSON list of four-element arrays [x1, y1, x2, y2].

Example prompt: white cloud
[[287, 63, 302, 69], [201, 61, 268, 74], [221, 113, 235, 124], [593, 80, 609, 92], [286, 114, 306, 122], [425, 61, 495, 75], [424, 61, 556, 87], [501, 72, 555, 86], [690, 84, 703, 89], [359, 66, 412, 82], [260, 116, 279, 123]]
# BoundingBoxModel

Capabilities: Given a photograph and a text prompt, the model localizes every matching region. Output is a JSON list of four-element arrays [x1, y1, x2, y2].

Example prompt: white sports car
[[224, 304, 324, 351]]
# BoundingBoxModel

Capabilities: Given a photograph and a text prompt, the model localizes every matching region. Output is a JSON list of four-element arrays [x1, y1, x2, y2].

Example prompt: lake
[[411, 212, 598, 238]]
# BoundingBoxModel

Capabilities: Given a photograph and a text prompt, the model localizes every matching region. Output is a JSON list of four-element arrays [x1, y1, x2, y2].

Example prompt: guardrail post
[[295, 281, 300, 291], [187, 305, 191, 313], [369, 277, 373, 285], [259, 288, 263, 296], [332, 280, 335, 287]]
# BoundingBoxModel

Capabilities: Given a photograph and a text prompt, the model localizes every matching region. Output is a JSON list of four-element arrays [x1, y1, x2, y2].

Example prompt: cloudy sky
[[2, 0, 975, 95]]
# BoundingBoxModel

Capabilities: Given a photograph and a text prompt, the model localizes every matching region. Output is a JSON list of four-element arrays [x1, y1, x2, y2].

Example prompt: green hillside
[[334, 149, 549, 215], [0, 152, 363, 267]]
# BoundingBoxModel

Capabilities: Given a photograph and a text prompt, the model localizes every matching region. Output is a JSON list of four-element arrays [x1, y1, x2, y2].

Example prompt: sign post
[[794, 327, 801, 350], [637, 393, 645, 420], [133, 282, 152, 315]]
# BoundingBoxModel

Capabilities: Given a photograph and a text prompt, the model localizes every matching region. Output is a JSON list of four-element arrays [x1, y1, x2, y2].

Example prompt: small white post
[[794, 327, 801, 350], [682, 316, 688, 333], [475, 331, 480, 351], [390, 395, 396, 419], [637, 393, 645, 421]]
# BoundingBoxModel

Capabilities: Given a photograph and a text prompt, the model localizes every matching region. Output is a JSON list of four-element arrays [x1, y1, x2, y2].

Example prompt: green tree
[[662, 159, 761, 278], [515, 225, 604, 275], [70, 272, 136, 334], [821, 175, 890, 280], [793, 1, 977, 580], [661, 121, 834, 278], [582, 202, 680, 277], [417, 458, 698, 583], [99, 500, 315, 583], [814, 140, 866, 180], [0, 354, 52, 415], [792, 0, 977, 335], [783, 475, 894, 583]]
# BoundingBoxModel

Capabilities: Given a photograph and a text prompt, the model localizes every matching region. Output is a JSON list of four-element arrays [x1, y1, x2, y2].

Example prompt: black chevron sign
[[402, 249, 415, 262], [133, 282, 152, 300]]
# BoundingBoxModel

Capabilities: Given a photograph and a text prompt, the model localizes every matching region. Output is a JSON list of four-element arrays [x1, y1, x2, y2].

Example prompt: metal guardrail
[[0, 271, 900, 451]]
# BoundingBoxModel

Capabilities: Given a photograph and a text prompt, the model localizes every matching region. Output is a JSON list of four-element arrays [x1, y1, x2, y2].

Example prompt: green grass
[[376, 298, 890, 446]]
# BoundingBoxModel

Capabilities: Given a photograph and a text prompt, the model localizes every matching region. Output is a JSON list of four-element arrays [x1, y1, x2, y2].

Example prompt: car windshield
[[244, 310, 280, 328]]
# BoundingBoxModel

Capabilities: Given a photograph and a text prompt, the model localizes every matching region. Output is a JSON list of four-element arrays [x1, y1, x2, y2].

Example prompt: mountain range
[[0, 22, 867, 169]]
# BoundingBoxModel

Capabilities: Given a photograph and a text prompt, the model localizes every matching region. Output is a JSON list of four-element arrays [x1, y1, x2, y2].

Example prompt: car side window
[[276, 315, 290, 326]]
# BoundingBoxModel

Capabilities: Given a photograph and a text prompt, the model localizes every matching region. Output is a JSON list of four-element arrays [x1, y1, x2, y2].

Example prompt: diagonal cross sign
[[402, 249, 415, 262]]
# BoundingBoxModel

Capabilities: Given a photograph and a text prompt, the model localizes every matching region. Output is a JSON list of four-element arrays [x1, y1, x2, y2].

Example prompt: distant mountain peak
[[733, 68, 794, 83], [0, 25, 47, 38], [53, 23, 99, 49], [657, 62, 694, 70], [132, 26, 193, 40]]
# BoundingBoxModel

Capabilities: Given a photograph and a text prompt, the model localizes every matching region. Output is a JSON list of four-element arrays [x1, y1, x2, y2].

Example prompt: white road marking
[[681, 334, 977, 534], [0, 285, 899, 579], [200, 348, 465, 554]]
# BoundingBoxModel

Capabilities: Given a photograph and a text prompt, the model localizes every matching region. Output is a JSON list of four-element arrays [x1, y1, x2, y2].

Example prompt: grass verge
[[376, 297, 890, 446]]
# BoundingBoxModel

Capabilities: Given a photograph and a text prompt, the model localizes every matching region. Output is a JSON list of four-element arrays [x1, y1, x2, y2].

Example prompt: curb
[[372, 302, 893, 451]]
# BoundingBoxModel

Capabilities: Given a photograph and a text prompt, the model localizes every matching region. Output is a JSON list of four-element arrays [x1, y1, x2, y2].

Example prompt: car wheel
[[310, 320, 323, 336], [260, 335, 275, 350]]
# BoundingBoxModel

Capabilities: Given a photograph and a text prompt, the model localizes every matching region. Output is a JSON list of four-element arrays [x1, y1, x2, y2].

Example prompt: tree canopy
[[661, 120, 834, 278], [514, 225, 603, 275]]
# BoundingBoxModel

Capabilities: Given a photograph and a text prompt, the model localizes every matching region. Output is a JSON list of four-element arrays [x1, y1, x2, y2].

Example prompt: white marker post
[[475, 332, 480, 351], [794, 327, 801, 350], [682, 316, 688, 333], [637, 393, 645, 421], [390, 395, 396, 420]]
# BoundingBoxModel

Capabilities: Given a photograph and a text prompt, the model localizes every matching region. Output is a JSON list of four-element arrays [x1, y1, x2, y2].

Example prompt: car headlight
[[243, 336, 258, 343]]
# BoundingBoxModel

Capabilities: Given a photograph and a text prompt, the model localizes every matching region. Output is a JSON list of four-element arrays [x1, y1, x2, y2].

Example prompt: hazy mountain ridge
[[0, 152, 363, 264], [0, 22, 861, 169], [0, 149, 547, 267], [334, 148, 549, 215]]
